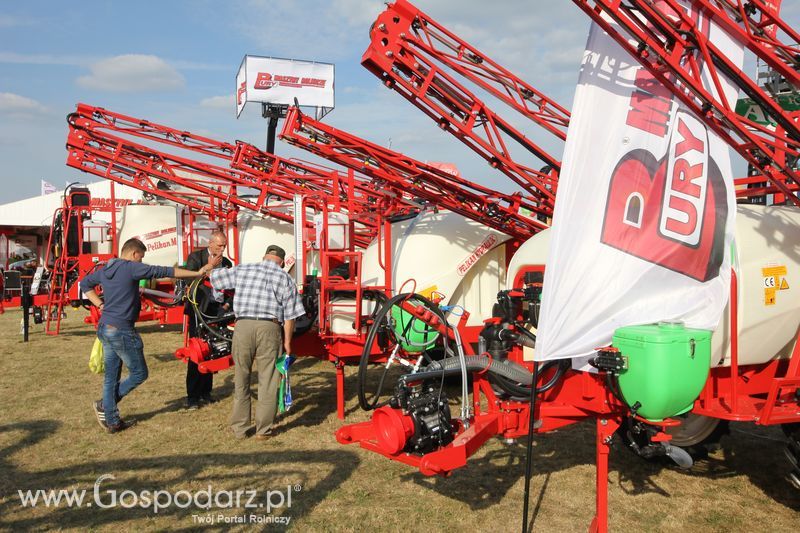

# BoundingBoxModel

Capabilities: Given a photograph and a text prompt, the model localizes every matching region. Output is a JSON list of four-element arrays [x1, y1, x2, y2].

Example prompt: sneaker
[[200, 395, 218, 404], [186, 400, 201, 411], [93, 400, 107, 429], [106, 419, 136, 434]]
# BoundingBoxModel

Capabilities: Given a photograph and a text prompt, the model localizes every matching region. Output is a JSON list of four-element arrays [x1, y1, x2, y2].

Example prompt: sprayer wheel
[[782, 423, 800, 489], [666, 414, 728, 449], [616, 414, 728, 465]]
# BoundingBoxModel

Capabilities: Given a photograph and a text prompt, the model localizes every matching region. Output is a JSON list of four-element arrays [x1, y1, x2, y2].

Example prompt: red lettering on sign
[[145, 236, 178, 252], [675, 119, 704, 157], [456, 234, 498, 276], [625, 69, 673, 137], [252, 72, 328, 91], [664, 195, 698, 236], [237, 80, 247, 105], [670, 158, 704, 198], [254, 72, 275, 89]]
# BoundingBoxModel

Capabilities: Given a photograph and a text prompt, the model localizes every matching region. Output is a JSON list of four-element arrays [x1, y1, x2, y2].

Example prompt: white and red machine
[[65, 105, 516, 415], [281, 2, 800, 532]]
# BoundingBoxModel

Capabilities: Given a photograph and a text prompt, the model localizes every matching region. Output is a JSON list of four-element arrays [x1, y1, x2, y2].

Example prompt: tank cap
[[657, 320, 685, 330]]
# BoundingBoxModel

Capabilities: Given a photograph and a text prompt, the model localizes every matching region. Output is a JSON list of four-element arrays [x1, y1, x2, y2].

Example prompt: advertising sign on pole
[[236, 55, 334, 118]]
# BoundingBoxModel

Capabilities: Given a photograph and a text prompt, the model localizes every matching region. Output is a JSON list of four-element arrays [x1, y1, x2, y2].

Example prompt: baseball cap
[[265, 244, 286, 260]]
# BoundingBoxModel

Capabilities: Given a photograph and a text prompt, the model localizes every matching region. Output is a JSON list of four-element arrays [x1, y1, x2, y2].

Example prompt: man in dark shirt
[[81, 237, 219, 433], [183, 231, 233, 409]]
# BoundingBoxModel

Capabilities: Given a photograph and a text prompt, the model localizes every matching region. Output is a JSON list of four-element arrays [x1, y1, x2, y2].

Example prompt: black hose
[[357, 292, 445, 411], [488, 360, 569, 399], [187, 277, 231, 342], [513, 322, 537, 343], [358, 292, 413, 411], [141, 293, 183, 308]]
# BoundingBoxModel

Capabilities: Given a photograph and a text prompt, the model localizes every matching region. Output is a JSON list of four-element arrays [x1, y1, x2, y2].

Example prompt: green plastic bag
[[276, 353, 295, 414], [89, 337, 104, 374]]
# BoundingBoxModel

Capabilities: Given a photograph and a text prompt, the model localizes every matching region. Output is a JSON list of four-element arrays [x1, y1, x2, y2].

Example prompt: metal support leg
[[590, 416, 620, 533], [336, 360, 345, 420]]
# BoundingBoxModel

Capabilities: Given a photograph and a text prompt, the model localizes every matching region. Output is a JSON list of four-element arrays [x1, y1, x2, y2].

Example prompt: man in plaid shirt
[[209, 244, 305, 440]]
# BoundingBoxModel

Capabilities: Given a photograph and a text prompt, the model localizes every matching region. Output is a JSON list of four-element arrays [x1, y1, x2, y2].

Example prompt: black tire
[[616, 414, 729, 464], [666, 414, 729, 449]]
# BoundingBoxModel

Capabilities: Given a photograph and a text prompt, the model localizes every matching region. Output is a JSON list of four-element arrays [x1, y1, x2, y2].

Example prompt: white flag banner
[[41, 180, 57, 195], [535, 4, 743, 362], [235, 59, 247, 118]]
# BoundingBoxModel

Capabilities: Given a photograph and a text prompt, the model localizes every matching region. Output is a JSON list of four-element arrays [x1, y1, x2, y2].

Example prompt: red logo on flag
[[600, 115, 727, 282]]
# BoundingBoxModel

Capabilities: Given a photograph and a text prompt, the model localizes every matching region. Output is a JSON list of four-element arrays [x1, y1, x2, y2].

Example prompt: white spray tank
[[117, 204, 182, 266], [507, 204, 800, 367], [328, 210, 510, 335]]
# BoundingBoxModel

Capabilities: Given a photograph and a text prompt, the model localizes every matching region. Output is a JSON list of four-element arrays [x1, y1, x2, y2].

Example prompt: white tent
[[0, 181, 144, 227]]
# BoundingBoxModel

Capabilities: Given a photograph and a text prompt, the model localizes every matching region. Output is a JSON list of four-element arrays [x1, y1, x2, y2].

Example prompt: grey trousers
[[230, 319, 282, 437]]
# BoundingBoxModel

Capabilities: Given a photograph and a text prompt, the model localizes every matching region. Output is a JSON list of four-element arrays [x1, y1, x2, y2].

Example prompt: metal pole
[[262, 104, 286, 155], [22, 283, 30, 342]]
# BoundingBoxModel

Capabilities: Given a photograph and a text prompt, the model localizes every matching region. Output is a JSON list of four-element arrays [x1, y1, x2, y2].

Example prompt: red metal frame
[[571, 0, 800, 206], [363, 0, 567, 208], [692, 269, 800, 424], [335, 4, 800, 531], [71, 104, 421, 248], [40, 188, 117, 335], [280, 106, 548, 235], [364, 0, 793, 205], [68, 110, 303, 234]]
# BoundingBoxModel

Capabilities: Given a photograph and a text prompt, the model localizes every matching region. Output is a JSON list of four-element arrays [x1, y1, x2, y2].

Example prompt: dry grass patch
[[0, 309, 797, 531]]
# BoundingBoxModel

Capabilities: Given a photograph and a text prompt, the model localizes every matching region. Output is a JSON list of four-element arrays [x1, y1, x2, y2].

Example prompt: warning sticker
[[762, 265, 789, 306]]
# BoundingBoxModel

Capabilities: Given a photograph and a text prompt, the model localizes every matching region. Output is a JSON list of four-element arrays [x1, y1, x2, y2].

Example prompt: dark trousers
[[186, 312, 213, 401], [186, 360, 213, 401]]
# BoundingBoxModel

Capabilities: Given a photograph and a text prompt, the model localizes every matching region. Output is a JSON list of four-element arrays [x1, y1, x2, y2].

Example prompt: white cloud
[[0, 52, 224, 71], [0, 93, 47, 115], [200, 94, 234, 109], [76, 54, 185, 92], [0, 51, 94, 66], [0, 14, 35, 28]]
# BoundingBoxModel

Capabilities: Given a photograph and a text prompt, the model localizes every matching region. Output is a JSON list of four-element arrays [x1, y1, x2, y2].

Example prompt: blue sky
[[0, 0, 797, 203]]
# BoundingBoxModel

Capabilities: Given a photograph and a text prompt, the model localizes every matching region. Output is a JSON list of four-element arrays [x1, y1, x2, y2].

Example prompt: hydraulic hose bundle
[[140, 287, 185, 308], [185, 275, 235, 341], [357, 292, 445, 411], [358, 289, 571, 413]]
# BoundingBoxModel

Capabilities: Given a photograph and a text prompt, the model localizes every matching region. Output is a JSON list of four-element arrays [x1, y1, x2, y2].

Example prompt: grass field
[[0, 308, 798, 531]]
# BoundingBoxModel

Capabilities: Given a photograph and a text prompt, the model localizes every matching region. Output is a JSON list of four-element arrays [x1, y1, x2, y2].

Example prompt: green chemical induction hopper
[[390, 303, 438, 353], [612, 322, 711, 422]]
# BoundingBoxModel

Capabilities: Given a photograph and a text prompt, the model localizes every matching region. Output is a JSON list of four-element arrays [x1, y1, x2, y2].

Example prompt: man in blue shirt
[[81, 237, 219, 433]]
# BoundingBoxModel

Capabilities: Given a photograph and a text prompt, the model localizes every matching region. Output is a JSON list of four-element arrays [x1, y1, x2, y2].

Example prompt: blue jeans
[[97, 324, 148, 426]]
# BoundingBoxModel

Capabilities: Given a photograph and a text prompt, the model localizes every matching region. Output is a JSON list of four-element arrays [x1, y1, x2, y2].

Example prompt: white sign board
[[236, 55, 334, 117], [30, 266, 44, 295]]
